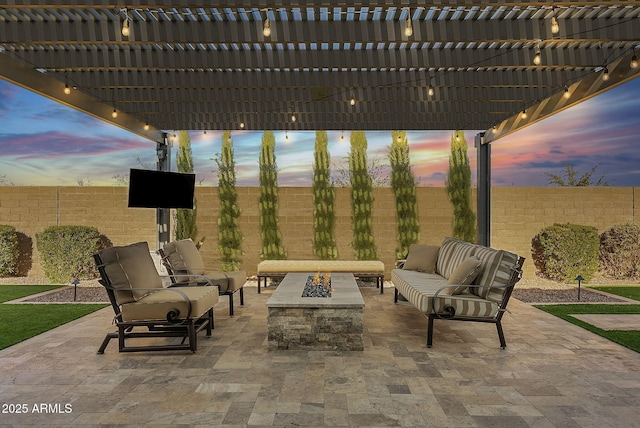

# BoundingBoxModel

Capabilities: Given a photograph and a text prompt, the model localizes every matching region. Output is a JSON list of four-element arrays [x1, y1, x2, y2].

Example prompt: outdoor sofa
[[392, 237, 525, 348]]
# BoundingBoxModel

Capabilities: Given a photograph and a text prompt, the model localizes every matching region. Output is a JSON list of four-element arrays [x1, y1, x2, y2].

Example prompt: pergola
[[1, 1, 639, 244]]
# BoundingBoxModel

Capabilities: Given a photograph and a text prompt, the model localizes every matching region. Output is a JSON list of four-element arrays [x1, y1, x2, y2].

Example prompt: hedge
[[0, 225, 18, 277]]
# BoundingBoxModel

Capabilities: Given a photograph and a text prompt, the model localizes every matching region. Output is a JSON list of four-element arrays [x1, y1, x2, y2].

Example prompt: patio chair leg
[[394, 288, 399, 303], [257, 276, 262, 294], [427, 316, 434, 348], [206, 308, 214, 336], [228, 293, 234, 317], [97, 332, 117, 354], [496, 321, 507, 349], [379, 275, 384, 294], [240, 287, 244, 306]]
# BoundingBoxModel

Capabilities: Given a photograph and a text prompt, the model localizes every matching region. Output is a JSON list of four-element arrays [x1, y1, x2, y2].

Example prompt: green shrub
[[599, 223, 640, 280], [531, 223, 599, 282], [35, 225, 103, 283], [0, 225, 19, 277]]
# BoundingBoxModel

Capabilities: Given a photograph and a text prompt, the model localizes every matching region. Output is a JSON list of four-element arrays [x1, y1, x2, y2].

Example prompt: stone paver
[[1, 283, 639, 427], [570, 314, 640, 331]]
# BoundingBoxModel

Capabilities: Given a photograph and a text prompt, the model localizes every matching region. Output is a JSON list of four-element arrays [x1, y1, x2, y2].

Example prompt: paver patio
[[1, 284, 639, 427]]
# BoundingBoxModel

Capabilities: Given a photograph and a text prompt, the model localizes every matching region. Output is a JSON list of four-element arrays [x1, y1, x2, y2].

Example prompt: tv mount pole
[[156, 134, 171, 249]]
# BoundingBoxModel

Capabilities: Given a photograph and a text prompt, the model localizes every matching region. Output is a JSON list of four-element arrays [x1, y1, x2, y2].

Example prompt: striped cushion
[[470, 246, 519, 301], [392, 269, 498, 316], [435, 237, 476, 279]]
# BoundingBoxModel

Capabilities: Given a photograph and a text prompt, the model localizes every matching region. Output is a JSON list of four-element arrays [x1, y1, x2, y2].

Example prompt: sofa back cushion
[[436, 237, 476, 279], [403, 244, 440, 273], [444, 256, 482, 294], [471, 246, 520, 301], [163, 239, 205, 276], [98, 241, 163, 304]]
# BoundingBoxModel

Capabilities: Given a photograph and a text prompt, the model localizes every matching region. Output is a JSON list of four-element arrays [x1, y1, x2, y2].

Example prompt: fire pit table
[[266, 272, 365, 351]]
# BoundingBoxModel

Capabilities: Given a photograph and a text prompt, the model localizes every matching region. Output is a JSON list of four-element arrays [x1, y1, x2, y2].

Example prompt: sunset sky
[[1, 77, 639, 187]]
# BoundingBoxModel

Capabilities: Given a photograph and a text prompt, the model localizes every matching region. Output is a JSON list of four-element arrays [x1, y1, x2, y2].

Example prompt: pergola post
[[156, 133, 171, 249], [475, 132, 490, 247]]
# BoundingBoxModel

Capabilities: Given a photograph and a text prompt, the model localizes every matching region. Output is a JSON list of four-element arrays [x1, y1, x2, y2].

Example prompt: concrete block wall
[[1, 186, 637, 280]]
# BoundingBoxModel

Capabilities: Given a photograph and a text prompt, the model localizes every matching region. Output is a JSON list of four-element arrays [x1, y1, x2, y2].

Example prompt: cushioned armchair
[[159, 239, 247, 316], [93, 241, 219, 354]]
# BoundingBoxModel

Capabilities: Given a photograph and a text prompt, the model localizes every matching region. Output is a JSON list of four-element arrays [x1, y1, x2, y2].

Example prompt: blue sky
[[1, 77, 639, 187]]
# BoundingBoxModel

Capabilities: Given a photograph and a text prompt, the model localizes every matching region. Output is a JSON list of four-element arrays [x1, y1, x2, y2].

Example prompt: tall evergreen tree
[[312, 131, 338, 259], [445, 130, 476, 243], [215, 131, 243, 271], [349, 131, 378, 260], [389, 130, 420, 259], [175, 130, 200, 245], [259, 131, 286, 259]]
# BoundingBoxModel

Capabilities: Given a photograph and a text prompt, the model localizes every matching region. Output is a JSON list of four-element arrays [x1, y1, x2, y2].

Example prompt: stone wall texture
[[0, 186, 637, 280]]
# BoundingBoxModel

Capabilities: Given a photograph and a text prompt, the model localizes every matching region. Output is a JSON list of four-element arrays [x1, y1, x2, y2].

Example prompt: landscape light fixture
[[121, 9, 130, 37], [404, 8, 413, 37], [263, 11, 271, 37]]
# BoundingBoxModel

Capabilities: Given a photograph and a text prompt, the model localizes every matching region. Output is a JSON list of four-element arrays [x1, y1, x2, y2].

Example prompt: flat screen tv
[[128, 169, 196, 209]]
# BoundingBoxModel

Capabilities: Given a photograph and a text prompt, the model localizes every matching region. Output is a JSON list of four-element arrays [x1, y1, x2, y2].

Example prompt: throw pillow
[[443, 256, 482, 295], [402, 244, 440, 273]]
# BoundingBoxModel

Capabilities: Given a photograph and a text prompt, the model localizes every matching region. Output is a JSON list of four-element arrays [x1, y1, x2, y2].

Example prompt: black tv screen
[[128, 169, 195, 209]]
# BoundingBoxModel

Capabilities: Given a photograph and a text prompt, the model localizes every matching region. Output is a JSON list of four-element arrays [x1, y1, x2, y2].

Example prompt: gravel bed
[[22, 286, 110, 303], [512, 288, 624, 303]]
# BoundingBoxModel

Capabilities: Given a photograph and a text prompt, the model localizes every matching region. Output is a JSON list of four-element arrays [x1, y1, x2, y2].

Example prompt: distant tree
[[445, 130, 476, 243], [349, 131, 378, 260], [332, 155, 390, 187], [259, 131, 286, 260], [545, 161, 610, 186], [75, 177, 93, 186], [0, 174, 15, 186], [176, 131, 202, 246], [214, 131, 243, 271], [312, 131, 338, 260], [389, 130, 420, 259]]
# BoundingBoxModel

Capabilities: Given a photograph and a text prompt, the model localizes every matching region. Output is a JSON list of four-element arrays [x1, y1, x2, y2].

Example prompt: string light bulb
[[533, 47, 542, 65], [520, 109, 527, 119], [285, 131, 289, 140], [290, 105, 296, 122], [144, 122, 150, 131], [111, 108, 118, 118], [550, 16, 559, 35], [563, 85, 570, 98], [631, 52, 638, 69], [341, 131, 344, 141], [427, 85, 434, 97], [240, 121, 245, 129], [404, 9, 413, 37], [602, 67, 609, 81], [121, 9, 130, 37], [350, 94, 356, 106], [263, 12, 271, 37], [64, 83, 71, 95]]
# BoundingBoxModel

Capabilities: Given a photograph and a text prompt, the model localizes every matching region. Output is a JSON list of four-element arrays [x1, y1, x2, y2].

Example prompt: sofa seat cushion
[[205, 270, 247, 293], [121, 285, 219, 322], [257, 260, 384, 274], [391, 269, 499, 317]]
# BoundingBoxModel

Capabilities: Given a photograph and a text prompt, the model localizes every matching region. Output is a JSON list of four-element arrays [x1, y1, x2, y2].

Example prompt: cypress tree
[[215, 131, 243, 271], [312, 131, 338, 259], [389, 130, 420, 259], [175, 130, 200, 245], [349, 131, 377, 260], [445, 130, 476, 243], [259, 131, 286, 259]]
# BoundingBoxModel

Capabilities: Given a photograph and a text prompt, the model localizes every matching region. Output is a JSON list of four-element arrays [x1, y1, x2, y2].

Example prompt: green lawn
[[0, 285, 107, 350], [589, 286, 640, 301], [534, 304, 640, 353], [0, 284, 63, 303]]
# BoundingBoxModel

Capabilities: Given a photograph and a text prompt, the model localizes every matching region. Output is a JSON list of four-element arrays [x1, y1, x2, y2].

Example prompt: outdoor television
[[128, 169, 196, 209]]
